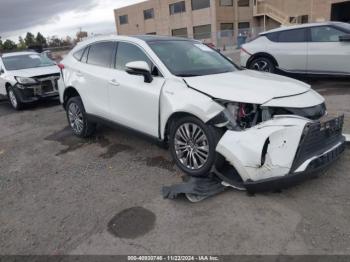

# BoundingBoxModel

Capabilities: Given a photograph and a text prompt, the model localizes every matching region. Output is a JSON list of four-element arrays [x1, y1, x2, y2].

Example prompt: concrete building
[[114, 0, 350, 47]]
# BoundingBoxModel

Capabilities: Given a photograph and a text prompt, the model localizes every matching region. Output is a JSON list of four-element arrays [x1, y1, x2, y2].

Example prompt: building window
[[143, 8, 155, 20], [220, 0, 233, 6], [172, 28, 188, 38], [119, 15, 128, 25], [238, 22, 250, 29], [220, 23, 234, 37], [193, 24, 212, 39], [146, 32, 157, 35], [238, 0, 250, 7], [300, 15, 309, 24], [191, 0, 210, 10], [169, 1, 186, 15]]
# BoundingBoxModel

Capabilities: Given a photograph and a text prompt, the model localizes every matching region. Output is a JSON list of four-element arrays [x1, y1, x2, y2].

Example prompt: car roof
[[260, 21, 346, 34], [75, 34, 197, 48], [1, 51, 38, 58]]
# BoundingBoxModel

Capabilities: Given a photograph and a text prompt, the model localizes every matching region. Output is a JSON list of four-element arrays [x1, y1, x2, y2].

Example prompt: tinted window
[[169, 1, 186, 15], [81, 47, 89, 63], [193, 24, 212, 39], [278, 29, 307, 42], [191, 0, 210, 10], [115, 42, 152, 71], [220, 0, 233, 6], [73, 48, 84, 61], [119, 15, 128, 25], [87, 42, 116, 68], [265, 32, 279, 42], [144, 8, 154, 20], [311, 26, 344, 42]]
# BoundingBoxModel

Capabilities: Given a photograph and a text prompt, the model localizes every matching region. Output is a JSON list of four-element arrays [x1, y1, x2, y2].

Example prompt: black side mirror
[[125, 61, 153, 83], [339, 34, 350, 42]]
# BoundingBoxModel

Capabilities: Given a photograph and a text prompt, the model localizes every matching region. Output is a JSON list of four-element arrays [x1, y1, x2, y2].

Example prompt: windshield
[[2, 53, 56, 71], [148, 40, 237, 77]]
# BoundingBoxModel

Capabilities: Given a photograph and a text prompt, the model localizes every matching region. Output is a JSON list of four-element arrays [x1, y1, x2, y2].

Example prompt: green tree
[[24, 32, 36, 47], [18, 36, 26, 49], [36, 32, 47, 47], [2, 39, 17, 50], [0, 36, 3, 49]]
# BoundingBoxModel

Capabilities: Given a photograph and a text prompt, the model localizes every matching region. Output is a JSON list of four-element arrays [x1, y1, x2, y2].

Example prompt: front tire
[[169, 116, 223, 177], [7, 87, 23, 110], [249, 57, 275, 73], [66, 97, 96, 138]]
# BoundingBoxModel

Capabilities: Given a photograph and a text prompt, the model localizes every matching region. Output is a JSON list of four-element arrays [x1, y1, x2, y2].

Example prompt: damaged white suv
[[59, 35, 346, 192]]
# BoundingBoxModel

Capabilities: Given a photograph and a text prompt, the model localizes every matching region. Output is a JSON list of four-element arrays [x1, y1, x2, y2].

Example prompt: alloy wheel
[[68, 103, 84, 134], [8, 90, 18, 108], [174, 123, 209, 170], [252, 60, 271, 72]]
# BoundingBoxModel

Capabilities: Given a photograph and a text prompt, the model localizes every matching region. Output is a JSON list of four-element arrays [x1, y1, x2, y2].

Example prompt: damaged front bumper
[[14, 74, 60, 103], [216, 115, 346, 192]]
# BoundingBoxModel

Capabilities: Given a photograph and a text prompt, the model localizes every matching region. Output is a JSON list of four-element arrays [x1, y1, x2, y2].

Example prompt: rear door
[[307, 25, 350, 74], [76, 41, 117, 118], [266, 28, 308, 73]]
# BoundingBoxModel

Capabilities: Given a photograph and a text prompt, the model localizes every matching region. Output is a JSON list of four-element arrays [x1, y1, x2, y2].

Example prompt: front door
[[108, 41, 165, 137], [307, 25, 350, 74]]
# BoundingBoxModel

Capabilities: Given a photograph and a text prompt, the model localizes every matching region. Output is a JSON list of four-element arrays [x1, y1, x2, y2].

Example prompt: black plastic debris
[[162, 165, 246, 202]]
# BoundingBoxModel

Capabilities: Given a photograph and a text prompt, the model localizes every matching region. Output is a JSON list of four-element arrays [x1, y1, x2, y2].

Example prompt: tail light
[[58, 63, 65, 70]]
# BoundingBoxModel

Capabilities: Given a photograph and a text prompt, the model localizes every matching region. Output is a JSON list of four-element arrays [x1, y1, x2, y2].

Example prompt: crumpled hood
[[7, 65, 60, 78], [184, 70, 311, 104]]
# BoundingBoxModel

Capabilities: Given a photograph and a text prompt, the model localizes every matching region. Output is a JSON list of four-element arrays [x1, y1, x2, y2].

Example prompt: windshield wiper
[[176, 73, 200, 77]]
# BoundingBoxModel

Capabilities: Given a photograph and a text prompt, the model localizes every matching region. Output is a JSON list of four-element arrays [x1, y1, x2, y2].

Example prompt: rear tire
[[66, 96, 96, 138], [169, 116, 224, 177], [249, 57, 275, 73], [7, 87, 23, 110]]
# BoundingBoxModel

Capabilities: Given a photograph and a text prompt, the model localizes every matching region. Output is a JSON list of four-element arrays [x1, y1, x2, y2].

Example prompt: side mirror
[[126, 61, 153, 83], [339, 34, 350, 42]]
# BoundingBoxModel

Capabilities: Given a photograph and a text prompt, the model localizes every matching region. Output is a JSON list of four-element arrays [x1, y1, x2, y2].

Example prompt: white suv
[[241, 22, 350, 76], [59, 35, 346, 192], [0, 51, 60, 110]]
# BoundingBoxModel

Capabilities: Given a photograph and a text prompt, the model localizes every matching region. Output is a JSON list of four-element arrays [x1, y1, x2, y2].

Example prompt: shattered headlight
[[210, 100, 259, 130], [15, 76, 38, 85]]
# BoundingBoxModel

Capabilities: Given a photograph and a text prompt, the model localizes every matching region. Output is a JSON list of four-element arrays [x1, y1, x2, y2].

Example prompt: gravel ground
[[0, 74, 349, 255]]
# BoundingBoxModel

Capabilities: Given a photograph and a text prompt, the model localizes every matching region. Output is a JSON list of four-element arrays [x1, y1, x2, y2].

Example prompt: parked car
[[58, 35, 346, 192], [0, 51, 61, 110], [241, 22, 350, 76]]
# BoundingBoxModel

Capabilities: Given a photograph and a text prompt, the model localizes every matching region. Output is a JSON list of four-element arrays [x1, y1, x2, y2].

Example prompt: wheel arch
[[247, 52, 279, 68], [63, 86, 81, 109], [5, 82, 12, 93], [163, 111, 203, 143]]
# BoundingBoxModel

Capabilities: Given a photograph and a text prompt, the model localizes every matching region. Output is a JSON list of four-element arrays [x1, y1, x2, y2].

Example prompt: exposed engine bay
[[210, 99, 327, 131]]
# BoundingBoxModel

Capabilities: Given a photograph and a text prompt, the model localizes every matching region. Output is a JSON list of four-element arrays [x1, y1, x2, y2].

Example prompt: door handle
[[109, 79, 120, 86]]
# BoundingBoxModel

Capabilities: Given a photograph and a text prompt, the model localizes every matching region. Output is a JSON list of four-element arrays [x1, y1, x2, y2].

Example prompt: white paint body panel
[[216, 117, 307, 182], [241, 22, 350, 75]]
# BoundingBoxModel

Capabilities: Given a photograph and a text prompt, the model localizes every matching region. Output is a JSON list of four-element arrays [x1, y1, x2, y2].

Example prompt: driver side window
[[115, 42, 159, 75], [311, 26, 344, 42]]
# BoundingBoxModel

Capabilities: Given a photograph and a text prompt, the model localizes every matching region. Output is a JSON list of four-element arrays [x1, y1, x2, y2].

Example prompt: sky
[[0, 0, 146, 42]]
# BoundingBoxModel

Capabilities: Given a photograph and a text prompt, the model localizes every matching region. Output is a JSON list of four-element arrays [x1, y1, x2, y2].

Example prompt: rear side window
[[278, 28, 307, 42], [115, 42, 152, 71], [73, 48, 84, 61], [265, 32, 279, 42], [87, 42, 116, 68]]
